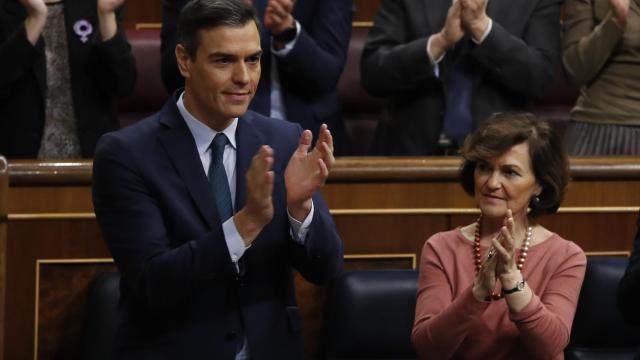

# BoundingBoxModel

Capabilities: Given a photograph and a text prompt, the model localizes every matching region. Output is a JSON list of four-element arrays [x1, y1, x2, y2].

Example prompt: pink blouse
[[412, 229, 587, 359]]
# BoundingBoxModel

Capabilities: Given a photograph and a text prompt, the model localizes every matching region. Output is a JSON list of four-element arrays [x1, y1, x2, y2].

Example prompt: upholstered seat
[[118, 29, 168, 128], [81, 272, 121, 360], [565, 256, 640, 360], [323, 269, 419, 359]]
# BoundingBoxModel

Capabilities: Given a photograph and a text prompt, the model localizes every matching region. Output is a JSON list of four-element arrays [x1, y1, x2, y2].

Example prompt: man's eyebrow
[[247, 50, 263, 58], [207, 52, 237, 60]]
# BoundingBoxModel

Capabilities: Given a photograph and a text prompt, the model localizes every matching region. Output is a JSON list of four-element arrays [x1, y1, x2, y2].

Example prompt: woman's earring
[[530, 195, 541, 208]]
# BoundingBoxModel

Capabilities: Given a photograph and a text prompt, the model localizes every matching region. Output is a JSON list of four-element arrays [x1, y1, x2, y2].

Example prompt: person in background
[[412, 113, 586, 359], [0, 0, 136, 159], [562, 0, 640, 155], [361, 0, 561, 155], [618, 210, 640, 347], [161, 0, 353, 155], [93, 0, 343, 357]]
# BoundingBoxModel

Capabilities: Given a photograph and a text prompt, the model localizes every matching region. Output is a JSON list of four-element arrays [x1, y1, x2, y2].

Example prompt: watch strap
[[502, 278, 526, 295]]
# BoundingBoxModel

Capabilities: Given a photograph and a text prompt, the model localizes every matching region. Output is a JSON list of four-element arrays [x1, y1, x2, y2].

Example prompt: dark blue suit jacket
[[92, 94, 343, 359], [160, 0, 354, 155]]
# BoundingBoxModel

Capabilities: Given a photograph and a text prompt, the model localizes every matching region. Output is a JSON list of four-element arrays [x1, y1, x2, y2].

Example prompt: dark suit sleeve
[[275, 0, 353, 96], [160, 0, 186, 94], [360, 0, 439, 97], [0, 24, 39, 100], [280, 125, 343, 284], [288, 193, 344, 284], [618, 211, 640, 324], [93, 134, 233, 312], [470, 0, 562, 99], [89, 8, 136, 98]]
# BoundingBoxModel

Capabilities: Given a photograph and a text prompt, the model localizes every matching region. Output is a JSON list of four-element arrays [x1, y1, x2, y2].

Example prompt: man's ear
[[175, 44, 192, 78]]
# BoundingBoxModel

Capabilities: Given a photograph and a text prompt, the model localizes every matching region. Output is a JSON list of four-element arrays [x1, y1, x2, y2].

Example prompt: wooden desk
[[3, 157, 640, 359]]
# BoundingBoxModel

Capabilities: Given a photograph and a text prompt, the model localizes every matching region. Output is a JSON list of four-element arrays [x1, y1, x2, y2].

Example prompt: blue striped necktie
[[209, 133, 233, 222]]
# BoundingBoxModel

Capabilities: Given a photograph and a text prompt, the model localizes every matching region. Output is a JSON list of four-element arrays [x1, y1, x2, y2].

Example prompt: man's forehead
[[197, 22, 260, 53]]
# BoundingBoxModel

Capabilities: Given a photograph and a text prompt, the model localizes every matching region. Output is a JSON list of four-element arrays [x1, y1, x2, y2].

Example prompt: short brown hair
[[177, 0, 260, 59], [459, 113, 569, 218]]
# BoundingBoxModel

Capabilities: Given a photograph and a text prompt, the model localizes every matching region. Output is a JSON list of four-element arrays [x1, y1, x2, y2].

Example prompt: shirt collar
[[177, 92, 238, 157]]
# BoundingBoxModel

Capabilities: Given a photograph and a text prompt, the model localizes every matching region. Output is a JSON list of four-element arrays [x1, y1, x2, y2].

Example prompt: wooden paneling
[[354, 0, 380, 23], [0, 157, 7, 360], [4, 219, 109, 360], [37, 262, 117, 360], [4, 157, 640, 359]]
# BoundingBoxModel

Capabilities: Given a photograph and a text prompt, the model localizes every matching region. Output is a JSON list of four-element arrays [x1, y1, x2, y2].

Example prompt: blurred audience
[[562, 0, 640, 155], [161, 0, 354, 155], [412, 113, 586, 358], [361, 0, 562, 155], [0, 0, 136, 159]]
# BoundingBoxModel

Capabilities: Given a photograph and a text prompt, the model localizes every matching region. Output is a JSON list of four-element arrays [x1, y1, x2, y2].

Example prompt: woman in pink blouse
[[411, 113, 587, 359]]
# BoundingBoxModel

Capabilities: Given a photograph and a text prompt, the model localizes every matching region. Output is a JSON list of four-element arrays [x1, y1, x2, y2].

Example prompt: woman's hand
[[20, 0, 47, 45], [472, 239, 499, 302], [609, 0, 630, 29], [492, 210, 520, 280], [97, 0, 124, 15], [97, 0, 124, 41]]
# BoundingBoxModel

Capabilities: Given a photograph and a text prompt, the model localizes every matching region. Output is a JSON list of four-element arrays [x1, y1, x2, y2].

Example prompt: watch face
[[517, 280, 525, 291]]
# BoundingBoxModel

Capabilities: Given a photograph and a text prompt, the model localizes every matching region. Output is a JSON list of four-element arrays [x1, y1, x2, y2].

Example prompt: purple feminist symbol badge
[[73, 20, 93, 43]]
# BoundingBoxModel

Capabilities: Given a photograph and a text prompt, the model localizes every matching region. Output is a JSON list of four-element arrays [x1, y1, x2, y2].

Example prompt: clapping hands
[[285, 124, 334, 221]]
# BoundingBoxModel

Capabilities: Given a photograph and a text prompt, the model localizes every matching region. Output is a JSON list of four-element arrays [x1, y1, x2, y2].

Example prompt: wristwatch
[[502, 278, 526, 295], [273, 23, 297, 43]]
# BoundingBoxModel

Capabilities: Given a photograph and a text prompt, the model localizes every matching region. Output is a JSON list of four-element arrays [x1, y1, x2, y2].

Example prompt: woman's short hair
[[459, 112, 569, 218], [177, 0, 259, 59]]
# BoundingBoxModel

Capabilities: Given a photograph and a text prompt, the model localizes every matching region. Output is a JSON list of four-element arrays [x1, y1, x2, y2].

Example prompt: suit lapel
[[157, 99, 218, 229], [234, 112, 264, 212]]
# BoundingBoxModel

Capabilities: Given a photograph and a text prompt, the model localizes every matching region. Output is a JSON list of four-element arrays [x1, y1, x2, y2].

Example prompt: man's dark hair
[[459, 112, 569, 219], [177, 0, 260, 59]]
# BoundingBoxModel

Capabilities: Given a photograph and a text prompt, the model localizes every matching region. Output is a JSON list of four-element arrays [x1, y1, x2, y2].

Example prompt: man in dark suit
[[619, 210, 640, 323], [161, 0, 353, 155], [361, 0, 561, 155], [92, 0, 343, 358]]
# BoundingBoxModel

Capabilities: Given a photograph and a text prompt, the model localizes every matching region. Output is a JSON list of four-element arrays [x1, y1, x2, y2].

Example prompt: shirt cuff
[[223, 217, 248, 265], [288, 200, 314, 244], [271, 20, 301, 57], [426, 35, 446, 65], [472, 19, 493, 45]]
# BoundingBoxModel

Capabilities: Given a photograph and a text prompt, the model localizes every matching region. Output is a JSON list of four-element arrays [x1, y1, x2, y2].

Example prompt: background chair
[[81, 272, 121, 360], [323, 269, 419, 359], [565, 256, 640, 360], [118, 28, 168, 128]]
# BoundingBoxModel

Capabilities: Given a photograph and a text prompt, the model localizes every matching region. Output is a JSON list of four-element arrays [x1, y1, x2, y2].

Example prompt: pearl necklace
[[473, 215, 532, 300]]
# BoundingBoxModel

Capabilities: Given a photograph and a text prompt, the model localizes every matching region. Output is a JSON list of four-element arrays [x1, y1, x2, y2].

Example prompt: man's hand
[[234, 146, 275, 247], [430, 1, 464, 60], [460, 0, 490, 42], [264, 0, 296, 35], [609, 0, 630, 28], [285, 124, 334, 221], [20, 0, 47, 45], [97, 0, 124, 40]]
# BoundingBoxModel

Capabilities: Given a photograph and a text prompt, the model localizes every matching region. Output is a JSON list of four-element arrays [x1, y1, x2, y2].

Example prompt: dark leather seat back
[[566, 256, 640, 360], [337, 26, 384, 155], [82, 272, 121, 360], [323, 269, 419, 359], [118, 28, 168, 128]]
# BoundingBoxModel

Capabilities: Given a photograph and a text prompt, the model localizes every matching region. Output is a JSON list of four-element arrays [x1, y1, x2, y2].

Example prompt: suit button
[[225, 331, 238, 340]]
